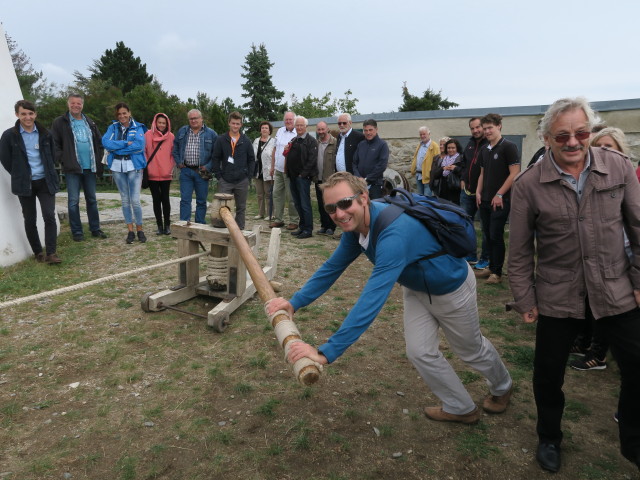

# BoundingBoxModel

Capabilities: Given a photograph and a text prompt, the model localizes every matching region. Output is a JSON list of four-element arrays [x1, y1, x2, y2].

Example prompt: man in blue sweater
[[268, 172, 512, 423]]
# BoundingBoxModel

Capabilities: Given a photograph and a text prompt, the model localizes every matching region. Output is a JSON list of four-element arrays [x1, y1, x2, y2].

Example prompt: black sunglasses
[[324, 193, 360, 214]]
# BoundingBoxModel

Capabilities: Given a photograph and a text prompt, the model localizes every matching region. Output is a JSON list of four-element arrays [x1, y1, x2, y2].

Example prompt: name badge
[[228, 156, 234, 164]]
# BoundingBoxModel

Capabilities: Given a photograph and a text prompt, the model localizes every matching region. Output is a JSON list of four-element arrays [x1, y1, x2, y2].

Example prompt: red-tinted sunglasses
[[551, 131, 591, 144]]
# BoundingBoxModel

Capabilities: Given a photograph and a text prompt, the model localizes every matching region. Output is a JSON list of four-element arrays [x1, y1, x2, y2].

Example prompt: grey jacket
[[507, 147, 640, 320]]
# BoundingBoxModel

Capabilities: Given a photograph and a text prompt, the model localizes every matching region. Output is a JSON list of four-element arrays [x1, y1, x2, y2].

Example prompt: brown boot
[[45, 253, 62, 264], [424, 406, 480, 424], [474, 268, 491, 279], [486, 273, 502, 285], [482, 387, 512, 414]]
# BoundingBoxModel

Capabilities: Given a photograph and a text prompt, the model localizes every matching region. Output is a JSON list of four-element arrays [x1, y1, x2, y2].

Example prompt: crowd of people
[[1, 95, 639, 475]]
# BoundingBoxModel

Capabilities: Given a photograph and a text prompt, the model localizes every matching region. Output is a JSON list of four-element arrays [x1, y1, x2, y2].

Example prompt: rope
[[206, 255, 229, 290], [0, 251, 211, 309]]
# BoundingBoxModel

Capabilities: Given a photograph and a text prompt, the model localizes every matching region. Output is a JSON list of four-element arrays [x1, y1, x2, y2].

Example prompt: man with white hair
[[286, 116, 317, 239], [410, 126, 439, 195], [270, 111, 299, 229], [508, 97, 640, 474], [335, 113, 364, 174]]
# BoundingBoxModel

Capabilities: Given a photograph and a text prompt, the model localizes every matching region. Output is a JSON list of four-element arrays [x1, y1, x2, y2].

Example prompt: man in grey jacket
[[508, 97, 640, 474]]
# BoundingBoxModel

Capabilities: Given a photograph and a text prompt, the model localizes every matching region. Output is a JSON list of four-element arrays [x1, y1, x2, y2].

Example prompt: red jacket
[[144, 113, 175, 181]]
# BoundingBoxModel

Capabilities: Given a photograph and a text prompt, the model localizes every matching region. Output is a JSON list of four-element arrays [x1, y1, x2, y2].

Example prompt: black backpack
[[371, 188, 476, 260]]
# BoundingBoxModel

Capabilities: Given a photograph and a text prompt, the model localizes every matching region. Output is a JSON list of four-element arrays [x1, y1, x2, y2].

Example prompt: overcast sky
[[2, 0, 639, 116]]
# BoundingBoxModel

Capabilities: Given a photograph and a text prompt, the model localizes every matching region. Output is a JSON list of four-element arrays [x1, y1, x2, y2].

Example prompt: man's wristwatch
[[495, 193, 503, 198]]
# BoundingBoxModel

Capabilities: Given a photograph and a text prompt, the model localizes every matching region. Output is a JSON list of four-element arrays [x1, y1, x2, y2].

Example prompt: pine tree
[[240, 43, 285, 135], [90, 41, 153, 96], [5, 33, 55, 103], [399, 82, 458, 112]]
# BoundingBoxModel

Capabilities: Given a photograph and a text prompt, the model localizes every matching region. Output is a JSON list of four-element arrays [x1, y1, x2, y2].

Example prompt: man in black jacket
[[212, 112, 255, 229], [353, 119, 389, 200], [0, 100, 61, 264], [286, 116, 318, 239], [51, 93, 106, 241]]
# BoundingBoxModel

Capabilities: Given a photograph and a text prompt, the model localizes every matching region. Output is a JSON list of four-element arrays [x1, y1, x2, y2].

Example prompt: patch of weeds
[[150, 444, 167, 456], [578, 454, 618, 480], [234, 382, 254, 395], [293, 431, 311, 450], [192, 417, 212, 428], [458, 371, 481, 385], [191, 362, 203, 370], [444, 351, 454, 359], [256, 398, 280, 418], [326, 319, 342, 333], [82, 452, 103, 466], [0, 327, 9, 335], [97, 404, 111, 417], [1, 400, 19, 426], [248, 352, 268, 369], [143, 405, 164, 419], [207, 365, 221, 378], [156, 379, 173, 392], [299, 387, 313, 400], [344, 408, 359, 420], [33, 399, 54, 409], [456, 423, 499, 459], [266, 444, 283, 456], [329, 432, 351, 452], [29, 457, 54, 474], [0, 363, 12, 372], [104, 344, 122, 362], [125, 372, 143, 383], [565, 399, 591, 422], [502, 345, 535, 371], [378, 425, 394, 438], [215, 430, 233, 445], [117, 299, 134, 309], [124, 335, 144, 344], [366, 388, 379, 398], [116, 455, 137, 480]]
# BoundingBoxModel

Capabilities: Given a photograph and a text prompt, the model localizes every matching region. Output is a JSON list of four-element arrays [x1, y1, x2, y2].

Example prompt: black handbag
[[141, 140, 164, 189]]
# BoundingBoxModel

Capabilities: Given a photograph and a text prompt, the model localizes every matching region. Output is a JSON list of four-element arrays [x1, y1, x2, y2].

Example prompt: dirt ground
[[0, 215, 638, 480]]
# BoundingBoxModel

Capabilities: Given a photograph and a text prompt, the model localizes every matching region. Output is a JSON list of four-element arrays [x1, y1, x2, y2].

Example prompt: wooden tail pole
[[219, 206, 322, 385]]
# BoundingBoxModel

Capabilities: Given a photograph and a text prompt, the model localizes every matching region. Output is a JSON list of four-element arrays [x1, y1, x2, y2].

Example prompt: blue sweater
[[290, 201, 468, 363]]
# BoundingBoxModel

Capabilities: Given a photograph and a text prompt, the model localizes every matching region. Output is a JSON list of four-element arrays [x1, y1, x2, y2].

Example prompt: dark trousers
[[315, 181, 335, 231], [479, 199, 510, 276], [460, 189, 488, 262], [149, 180, 172, 227], [289, 176, 313, 234], [18, 179, 57, 255], [534, 307, 640, 464], [368, 183, 383, 200], [217, 177, 249, 230]]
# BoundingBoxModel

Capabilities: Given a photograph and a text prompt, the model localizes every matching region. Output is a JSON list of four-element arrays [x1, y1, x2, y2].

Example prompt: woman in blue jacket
[[102, 103, 147, 244]]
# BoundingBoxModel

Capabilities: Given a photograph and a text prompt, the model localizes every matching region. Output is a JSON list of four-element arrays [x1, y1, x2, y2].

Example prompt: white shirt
[[273, 127, 296, 172]]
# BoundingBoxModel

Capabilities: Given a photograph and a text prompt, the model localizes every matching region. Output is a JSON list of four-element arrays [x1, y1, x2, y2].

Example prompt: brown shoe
[[269, 221, 285, 228], [474, 268, 491, 279], [286, 223, 298, 230], [486, 273, 502, 285], [483, 387, 512, 414], [424, 406, 480, 424], [45, 253, 62, 264], [34, 252, 46, 263]]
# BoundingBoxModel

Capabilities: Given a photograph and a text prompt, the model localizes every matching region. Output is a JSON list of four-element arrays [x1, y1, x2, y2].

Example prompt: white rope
[[206, 255, 228, 289], [0, 251, 211, 309]]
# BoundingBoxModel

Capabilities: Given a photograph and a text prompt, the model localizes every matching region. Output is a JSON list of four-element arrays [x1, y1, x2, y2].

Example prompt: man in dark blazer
[[335, 113, 364, 174]]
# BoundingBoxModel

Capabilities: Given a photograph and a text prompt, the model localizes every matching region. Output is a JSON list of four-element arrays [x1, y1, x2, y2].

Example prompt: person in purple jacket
[[267, 172, 512, 424]]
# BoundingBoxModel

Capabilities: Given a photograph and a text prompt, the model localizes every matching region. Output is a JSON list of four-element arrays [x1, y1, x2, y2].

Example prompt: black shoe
[[163, 226, 171, 235], [91, 230, 107, 239], [73, 235, 84, 242], [290, 229, 302, 236], [126, 231, 135, 244], [137, 230, 147, 243], [536, 442, 561, 473], [296, 231, 312, 239]]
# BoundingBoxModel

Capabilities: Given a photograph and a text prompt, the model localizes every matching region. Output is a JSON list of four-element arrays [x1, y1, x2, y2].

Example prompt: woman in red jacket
[[144, 113, 175, 235]]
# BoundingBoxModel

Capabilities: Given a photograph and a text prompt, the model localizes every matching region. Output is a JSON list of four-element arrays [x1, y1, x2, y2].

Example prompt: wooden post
[[219, 206, 322, 386]]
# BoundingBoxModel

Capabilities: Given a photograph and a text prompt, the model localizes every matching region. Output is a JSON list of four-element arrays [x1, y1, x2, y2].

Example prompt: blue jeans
[[65, 170, 100, 236], [112, 169, 143, 225], [460, 189, 488, 262], [289, 176, 313, 233], [179, 167, 209, 224], [416, 179, 434, 197]]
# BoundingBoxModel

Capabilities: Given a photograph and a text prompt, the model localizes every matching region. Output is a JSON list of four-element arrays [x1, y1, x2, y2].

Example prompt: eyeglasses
[[324, 193, 360, 214], [338, 122, 348, 126], [551, 131, 590, 144]]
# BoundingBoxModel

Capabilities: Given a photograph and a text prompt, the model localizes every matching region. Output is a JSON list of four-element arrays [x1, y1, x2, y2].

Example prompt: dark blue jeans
[[534, 307, 640, 465], [65, 170, 100, 236], [179, 167, 209, 224], [18, 179, 58, 255], [479, 199, 510, 276], [289, 176, 313, 234], [315, 182, 335, 231], [460, 189, 488, 262]]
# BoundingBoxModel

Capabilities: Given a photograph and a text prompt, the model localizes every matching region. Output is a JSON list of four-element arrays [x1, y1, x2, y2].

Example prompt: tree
[[240, 43, 285, 135], [89, 41, 153, 96], [289, 90, 360, 119], [399, 82, 458, 112], [186, 92, 237, 134], [5, 33, 56, 103]]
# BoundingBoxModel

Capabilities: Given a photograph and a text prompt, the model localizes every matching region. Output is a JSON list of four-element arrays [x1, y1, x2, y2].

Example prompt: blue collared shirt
[[20, 123, 45, 180], [550, 151, 591, 202], [416, 140, 431, 180]]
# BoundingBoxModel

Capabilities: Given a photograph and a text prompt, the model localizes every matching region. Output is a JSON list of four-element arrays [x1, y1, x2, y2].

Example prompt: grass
[[456, 423, 500, 460]]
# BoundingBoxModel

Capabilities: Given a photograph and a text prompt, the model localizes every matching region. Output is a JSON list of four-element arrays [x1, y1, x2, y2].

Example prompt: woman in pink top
[[144, 113, 175, 235]]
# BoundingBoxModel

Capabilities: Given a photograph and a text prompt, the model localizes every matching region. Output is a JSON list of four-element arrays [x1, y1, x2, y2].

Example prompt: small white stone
[[392, 452, 403, 459], [396, 391, 405, 397], [68, 382, 80, 389], [373, 427, 380, 437], [144, 421, 155, 427], [218, 421, 226, 426], [402, 409, 409, 415]]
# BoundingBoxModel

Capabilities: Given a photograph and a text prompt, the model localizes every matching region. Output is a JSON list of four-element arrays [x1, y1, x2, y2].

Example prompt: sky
[[1, 0, 639, 116]]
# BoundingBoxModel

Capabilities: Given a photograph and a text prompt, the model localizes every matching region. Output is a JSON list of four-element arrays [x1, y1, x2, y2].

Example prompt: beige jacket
[[507, 147, 640, 320]]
